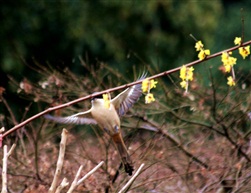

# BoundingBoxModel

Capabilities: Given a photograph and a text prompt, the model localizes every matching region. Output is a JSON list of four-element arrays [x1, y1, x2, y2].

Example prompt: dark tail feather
[[112, 133, 134, 176]]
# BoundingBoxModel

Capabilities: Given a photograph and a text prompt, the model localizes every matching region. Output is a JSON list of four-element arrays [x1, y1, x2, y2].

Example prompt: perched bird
[[44, 73, 146, 175]]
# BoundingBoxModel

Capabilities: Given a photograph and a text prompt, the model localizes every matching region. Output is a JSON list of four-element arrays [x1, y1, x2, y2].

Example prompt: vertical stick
[[1, 145, 8, 193], [49, 129, 68, 193], [67, 165, 83, 193], [1, 144, 16, 193]]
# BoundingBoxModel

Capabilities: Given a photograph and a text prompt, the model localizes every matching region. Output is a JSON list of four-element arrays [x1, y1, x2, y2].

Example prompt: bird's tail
[[112, 133, 134, 176]]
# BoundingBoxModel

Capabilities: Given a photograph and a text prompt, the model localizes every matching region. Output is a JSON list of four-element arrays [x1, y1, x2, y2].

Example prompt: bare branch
[[77, 161, 104, 185], [49, 129, 68, 193], [7, 144, 16, 157], [118, 163, 145, 193], [1, 146, 8, 193], [67, 165, 83, 193], [55, 178, 69, 193], [67, 161, 104, 193], [2, 40, 251, 141], [133, 115, 209, 169], [1, 144, 16, 193]]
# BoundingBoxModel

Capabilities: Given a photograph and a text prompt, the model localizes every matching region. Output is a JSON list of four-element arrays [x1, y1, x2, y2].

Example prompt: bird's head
[[91, 93, 103, 105]]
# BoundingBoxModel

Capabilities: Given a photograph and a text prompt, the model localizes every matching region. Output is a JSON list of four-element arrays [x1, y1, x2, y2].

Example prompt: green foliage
[[2, 1, 251, 192], [0, 0, 222, 75]]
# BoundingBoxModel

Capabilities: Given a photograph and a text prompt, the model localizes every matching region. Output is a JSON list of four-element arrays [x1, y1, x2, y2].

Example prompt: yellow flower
[[205, 49, 210, 55], [229, 57, 237, 65], [145, 93, 155, 104], [180, 65, 194, 81], [102, 93, 111, 109], [198, 50, 204, 60], [198, 49, 210, 60], [142, 78, 158, 104], [221, 52, 237, 73], [142, 78, 158, 93], [224, 64, 231, 73], [239, 46, 250, 59], [103, 93, 109, 100], [142, 79, 149, 93], [234, 37, 241, 46], [195, 40, 210, 60], [180, 80, 187, 89], [179, 65, 187, 80], [187, 67, 194, 81], [195, 41, 204, 51], [221, 52, 228, 62], [179, 66, 194, 91], [150, 79, 158, 89], [227, 76, 236, 86]]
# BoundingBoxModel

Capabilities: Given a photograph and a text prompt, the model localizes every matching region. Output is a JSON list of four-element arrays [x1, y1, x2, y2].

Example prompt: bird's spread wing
[[44, 109, 97, 125], [112, 72, 147, 116]]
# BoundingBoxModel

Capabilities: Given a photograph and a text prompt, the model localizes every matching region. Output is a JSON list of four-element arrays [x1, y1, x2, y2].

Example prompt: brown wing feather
[[44, 114, 97, 125], [112, 72, 147, 116]]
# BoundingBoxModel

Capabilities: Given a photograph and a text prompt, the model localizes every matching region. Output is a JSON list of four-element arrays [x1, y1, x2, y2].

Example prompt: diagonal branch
[[128, 115, 209, 169], [67, 161, 104, 193], [118, 163, 145, 193], [2, 40, 251, 142]]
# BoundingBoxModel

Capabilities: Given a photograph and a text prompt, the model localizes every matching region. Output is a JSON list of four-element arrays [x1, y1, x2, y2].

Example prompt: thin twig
[[77, 161, 104, 185], [1, 97, 18, 125], [67, 165, 83, 193], [2, 40, 251, 141], [241, 8, 245, 42], [67, 161, 104, 193], [131, 167, 208, 191], [1, 146, 8, 193], [49, 129, 68, 193], [135, 115, 209, 169], [55, 178, 69, 193], [1, 144, 16, 193], [221, 123, 251, 162], [118, 163, 145, 193]]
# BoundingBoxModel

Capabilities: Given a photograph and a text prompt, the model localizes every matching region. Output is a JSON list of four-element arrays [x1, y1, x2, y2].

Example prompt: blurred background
[[1, 1, 251, 192], [1, 1, 250, 79], [0, 0, 251, 124], [1, 0, 251, 122]]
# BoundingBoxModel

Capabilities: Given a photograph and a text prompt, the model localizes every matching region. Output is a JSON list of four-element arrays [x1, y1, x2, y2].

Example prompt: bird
[[44, 73, 147, 176]]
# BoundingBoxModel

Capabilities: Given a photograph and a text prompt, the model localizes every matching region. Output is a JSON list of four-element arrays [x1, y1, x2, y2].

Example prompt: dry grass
[[1, 62, 251, 192]]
